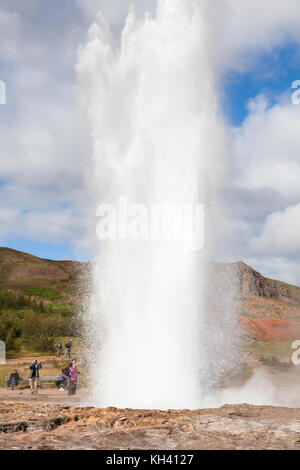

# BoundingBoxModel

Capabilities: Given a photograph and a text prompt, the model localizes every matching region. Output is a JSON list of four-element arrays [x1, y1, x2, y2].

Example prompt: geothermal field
[[1, 0, 300, 454]]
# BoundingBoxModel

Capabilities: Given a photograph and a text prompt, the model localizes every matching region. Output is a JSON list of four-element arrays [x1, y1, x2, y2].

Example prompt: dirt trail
[[4, 355, 67, 366], [0, 388, 87, 405]]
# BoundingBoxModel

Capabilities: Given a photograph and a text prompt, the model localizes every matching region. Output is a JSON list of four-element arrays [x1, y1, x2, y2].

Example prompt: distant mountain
[[1, 247, 300, 341], [225, 261, 300, 306]]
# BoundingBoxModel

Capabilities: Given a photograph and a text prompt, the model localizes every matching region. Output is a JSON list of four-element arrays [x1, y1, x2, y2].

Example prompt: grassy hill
[[0, 247, 90, 307], [1, 246, 300, 362], [2, 246, 299, 314], [0, 247, 91, 357]]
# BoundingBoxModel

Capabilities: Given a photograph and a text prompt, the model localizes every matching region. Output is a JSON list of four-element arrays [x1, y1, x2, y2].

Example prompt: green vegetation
[[0, 289, 48, 313], [0, 288, 82, 356], [3, 336, 81, 359], [23, 287, 61, 300], [0, 248, 88, 359], [60, 285, 76, 293], [51, 302, 80, 316], [245, 339, 293, 361], [0, 310, 78, 355]]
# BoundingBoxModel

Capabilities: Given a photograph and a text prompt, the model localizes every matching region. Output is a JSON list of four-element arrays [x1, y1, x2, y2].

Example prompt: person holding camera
[[29, 360, 42, 395]]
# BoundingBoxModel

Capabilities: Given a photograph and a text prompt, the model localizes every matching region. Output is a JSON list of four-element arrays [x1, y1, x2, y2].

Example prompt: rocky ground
[[2, 356, 300, 450], [1, 396, 300, 450], [1, 369, 300, 451]]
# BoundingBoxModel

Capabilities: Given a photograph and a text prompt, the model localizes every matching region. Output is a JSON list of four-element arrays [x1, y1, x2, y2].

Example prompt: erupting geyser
[[78, 0, 239, 409]]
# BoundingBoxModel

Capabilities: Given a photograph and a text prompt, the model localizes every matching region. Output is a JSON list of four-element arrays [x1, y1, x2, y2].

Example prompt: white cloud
[[0, 1, 90, 249], [232, 94, 300, 202], [223, 0, 300, 70], [75, 0, 155, 28], [244, 255, 300, 286], [0, 207, 82, 244], [0, 9, 22, 61], [226, 91, 300, 283], [250, 203, 300, 256], [76, 0, 128, 22]]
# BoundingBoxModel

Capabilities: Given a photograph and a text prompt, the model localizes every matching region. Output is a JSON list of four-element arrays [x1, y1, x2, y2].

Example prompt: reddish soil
[[238, 315, 300, 342]]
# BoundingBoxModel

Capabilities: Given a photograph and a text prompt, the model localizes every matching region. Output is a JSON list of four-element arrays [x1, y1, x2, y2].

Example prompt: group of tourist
[[56, 339, 73, 358], [55, 359, 80, 396], [7, 360, 43, 395], [6, 343, 80, 396]]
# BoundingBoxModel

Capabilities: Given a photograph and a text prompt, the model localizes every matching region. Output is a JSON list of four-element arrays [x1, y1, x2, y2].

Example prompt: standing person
[[64, 339, 72, 358], [7, 370, 20, 390], [56, 340, 63, 357], [29, 360, 42, 395], [68, 365, 79, 396]]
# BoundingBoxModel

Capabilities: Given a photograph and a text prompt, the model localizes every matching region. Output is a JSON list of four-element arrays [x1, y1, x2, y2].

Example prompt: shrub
[[21, 313, 74, 352], [5, 327, 20, 352], [32, 335, 55, 353]]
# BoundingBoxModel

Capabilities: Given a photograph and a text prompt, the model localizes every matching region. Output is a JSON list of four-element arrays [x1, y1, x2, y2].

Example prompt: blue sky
[[0, 0, 300, 284], [223, 42, 300, 126]]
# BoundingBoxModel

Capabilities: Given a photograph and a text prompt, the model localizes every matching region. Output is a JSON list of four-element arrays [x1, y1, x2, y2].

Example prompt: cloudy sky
[[0, 0, 300, 284]]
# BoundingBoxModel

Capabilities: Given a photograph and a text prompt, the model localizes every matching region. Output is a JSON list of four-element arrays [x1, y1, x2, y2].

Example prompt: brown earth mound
[[0, 247, 86, 284]]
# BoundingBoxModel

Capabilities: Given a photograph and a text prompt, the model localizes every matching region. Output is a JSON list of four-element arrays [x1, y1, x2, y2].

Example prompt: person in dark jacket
[[63, 362, 73, 378], [64, 339, 72, 358], [7, 370, 20, 390], [56, 340, 63, 357], [29, 360, 42, 395]]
